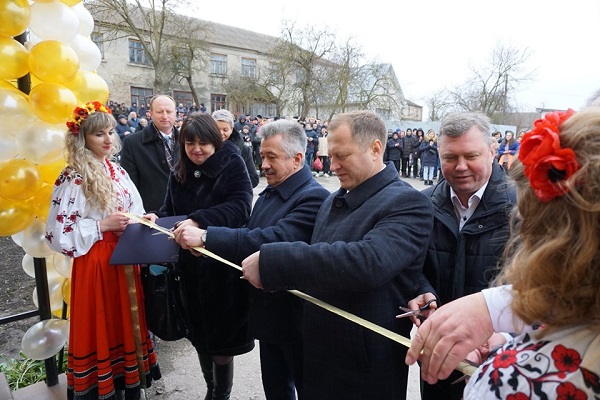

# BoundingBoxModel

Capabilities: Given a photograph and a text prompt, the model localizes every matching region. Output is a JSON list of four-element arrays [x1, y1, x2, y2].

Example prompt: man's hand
[[143, 213, 158, 223], [173, 226, 205, 250], [405, 292, 493, 384], [241, 251, 263, 289], [405, 293, 438, 327]]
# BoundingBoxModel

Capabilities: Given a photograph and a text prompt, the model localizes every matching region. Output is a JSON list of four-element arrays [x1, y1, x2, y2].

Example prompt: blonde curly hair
[[64, 111, 121, 212], [497, 107, 600, 330]]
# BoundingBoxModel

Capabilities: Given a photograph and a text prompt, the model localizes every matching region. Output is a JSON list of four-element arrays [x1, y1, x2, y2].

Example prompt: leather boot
[[198, 353, 214, 400], [213, 359, 234, 400]]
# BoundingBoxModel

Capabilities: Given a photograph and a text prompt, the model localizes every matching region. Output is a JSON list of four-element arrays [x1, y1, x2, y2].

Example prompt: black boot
[[198, 354, 214, 400], [213, 359, 234, 400]]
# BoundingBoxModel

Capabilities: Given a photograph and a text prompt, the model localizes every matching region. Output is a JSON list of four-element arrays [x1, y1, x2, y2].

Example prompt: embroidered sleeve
[[44, 169, 102, 258]]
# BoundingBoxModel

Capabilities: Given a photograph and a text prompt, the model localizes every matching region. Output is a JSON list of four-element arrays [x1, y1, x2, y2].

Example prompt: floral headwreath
[[518, 109, 579, 202], [66, 101, 112, 136]]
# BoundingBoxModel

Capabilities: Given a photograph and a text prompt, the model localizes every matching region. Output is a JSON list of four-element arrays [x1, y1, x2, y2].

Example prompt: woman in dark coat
[[212, 109, 259, 187], [147, 113, 253, 399]]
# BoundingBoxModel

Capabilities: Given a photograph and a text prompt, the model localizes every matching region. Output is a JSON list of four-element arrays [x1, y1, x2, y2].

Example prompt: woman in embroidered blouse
[[145, 112, 253, 400], [45, 103, 160, 400]]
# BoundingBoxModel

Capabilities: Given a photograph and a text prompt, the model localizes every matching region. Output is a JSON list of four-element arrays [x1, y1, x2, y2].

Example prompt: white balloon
[[29, 2, 79, 43], [24, 30, 43, 51], [32, 276, 65, 312], [22, 254, 60, 280], [69, 35, 101, 72], [21, 319, 69, 360], [12, 231, 23, 246], [71, 3, 94, 37], [0, 89, 35, 137], [21, 218, 54, 258], [0, 134, 18, 162], [17, 120, 67, 164], [53, 253, 73, 278]]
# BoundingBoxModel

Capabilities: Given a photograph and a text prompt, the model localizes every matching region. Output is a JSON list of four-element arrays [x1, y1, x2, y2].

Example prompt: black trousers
[[259, 340, 304, 400], [420, 370, 466, 400], [401, 157, 410, 177]]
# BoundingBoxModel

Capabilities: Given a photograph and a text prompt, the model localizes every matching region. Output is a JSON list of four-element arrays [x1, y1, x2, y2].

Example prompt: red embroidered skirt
[[67, 232, 160, 400]]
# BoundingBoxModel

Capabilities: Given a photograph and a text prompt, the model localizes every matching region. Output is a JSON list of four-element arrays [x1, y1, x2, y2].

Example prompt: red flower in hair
[[518, 109, 579, 202], [66, 101, 112, 136]]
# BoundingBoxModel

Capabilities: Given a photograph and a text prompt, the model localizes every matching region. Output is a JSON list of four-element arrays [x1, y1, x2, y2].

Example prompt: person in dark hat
[[115, 114, 131, 140], [234, 114, 248, 132]]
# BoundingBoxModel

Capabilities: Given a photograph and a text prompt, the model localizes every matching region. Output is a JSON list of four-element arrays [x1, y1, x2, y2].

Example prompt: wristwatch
[[201, 231, 207, 244]]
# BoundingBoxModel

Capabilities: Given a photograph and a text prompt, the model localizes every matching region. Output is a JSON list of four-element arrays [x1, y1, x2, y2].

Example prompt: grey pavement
[[146, 172, 431, 400]]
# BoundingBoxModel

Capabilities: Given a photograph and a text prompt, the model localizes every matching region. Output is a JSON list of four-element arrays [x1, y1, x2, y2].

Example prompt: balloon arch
[[0, 0, 109, 363]]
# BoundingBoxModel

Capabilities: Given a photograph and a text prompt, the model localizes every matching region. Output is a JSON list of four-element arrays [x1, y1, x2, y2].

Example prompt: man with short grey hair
[[174, 119, 330, 399], [408, 111, 516, 400]]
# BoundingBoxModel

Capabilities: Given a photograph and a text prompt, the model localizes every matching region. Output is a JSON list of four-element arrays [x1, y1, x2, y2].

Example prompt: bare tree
[[87, 0, 200, 93], [450, 42, 534, 120], [423, 89, 455, 121]]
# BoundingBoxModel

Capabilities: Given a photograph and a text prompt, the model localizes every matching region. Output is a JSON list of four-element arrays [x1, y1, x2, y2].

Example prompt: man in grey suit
[[241, 110, 433, 400]]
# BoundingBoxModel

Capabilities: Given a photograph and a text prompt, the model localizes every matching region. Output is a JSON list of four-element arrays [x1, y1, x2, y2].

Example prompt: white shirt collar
[[450, 181, 489, 231]]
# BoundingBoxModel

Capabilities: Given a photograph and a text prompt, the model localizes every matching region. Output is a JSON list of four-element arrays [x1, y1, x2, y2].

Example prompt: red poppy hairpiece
[[66, 101, 112, 136], [518, 109, 579, 202]]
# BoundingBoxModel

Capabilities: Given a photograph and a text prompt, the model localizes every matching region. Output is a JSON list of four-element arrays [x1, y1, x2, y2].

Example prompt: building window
[[130, 87, 153, 110], [268, 62, 281, 83], [173, 91, 193, 110], [241, 58, 256, 78], [129, 39, 151, 66], [211, 94, 227, 111], [210, 53, 227, 75], [91, 32, 104, 59]]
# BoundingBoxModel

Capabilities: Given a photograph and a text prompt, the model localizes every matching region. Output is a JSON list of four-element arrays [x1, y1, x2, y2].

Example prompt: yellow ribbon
[[124, 213, 477, 377]]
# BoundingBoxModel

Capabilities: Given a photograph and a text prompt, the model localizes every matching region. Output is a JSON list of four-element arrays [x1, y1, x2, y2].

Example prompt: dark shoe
[[213, 359, 234, 400], [198, 354, 214, 400]]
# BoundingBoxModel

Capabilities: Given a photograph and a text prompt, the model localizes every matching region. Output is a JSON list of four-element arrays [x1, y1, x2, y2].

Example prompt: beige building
[[91, 11, 422, 123]]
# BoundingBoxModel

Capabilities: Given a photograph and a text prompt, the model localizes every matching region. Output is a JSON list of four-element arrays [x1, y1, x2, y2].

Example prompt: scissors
[[396, 298, 437, 321], [151, 222, 180, 236]]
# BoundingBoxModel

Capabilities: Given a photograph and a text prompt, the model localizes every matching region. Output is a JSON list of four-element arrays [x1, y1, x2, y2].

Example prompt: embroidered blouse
[[45, 160, 144, 258], [464, 324, 600, 399]]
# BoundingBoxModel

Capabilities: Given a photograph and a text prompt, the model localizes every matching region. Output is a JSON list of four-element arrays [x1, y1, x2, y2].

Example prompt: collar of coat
[[260, 164, 314, 201], [140, 123, 179, 144], [186, 140, 239, 180]]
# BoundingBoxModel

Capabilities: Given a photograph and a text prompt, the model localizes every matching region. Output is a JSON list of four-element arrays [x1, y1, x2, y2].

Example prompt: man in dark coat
[[120, 95, 179, 211], [175, 120, 330, 399], [386, 130, 403, 173], [408, 111, 516, 400], [241, 111, 433, 400]]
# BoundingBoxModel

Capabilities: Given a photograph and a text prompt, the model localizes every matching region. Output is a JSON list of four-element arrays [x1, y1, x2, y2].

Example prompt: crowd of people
[[45, 91, 600, 400]]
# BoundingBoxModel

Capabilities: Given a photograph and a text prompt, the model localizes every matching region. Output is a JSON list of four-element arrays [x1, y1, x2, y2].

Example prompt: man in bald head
[[121, 95, 179, 211]]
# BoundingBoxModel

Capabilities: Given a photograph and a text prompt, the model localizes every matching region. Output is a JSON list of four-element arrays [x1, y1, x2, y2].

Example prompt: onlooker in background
[[414, 128, 425, 179], [146, 113, 253, 400], [138, 102, 146, 117], [115, 114, 132, 140], [317, 125, 331, 177], [199, 103, 207, 113], [419, 130, 438, 185], [408, 111, 515, 400], [120, 95, 178, 211], [116, 102, 128, 117], [176, 102, 188, 115], [129, 102, 138, 114], [189, 102, 199, 113], [241, 110, 433, 400], [174, 120, 330, 400], [128, 111, 140, 131], [498, 130, 520, 170], [234, 114, 248, 132], [386, 130, 403, 173], [304, 123, 319, 169], [401, 128, 419, 178], [136, 117, 148, 132], [46, 102, 161, 399], [213, 109, 259, 188]]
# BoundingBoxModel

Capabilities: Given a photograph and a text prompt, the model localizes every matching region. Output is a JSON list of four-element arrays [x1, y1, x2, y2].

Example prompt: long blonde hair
[[64, 112, 120, 212], [498, 108, 600, 329]]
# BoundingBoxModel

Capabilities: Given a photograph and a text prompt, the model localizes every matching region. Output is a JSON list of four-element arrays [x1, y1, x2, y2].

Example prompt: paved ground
[[146, 173, 430, 400]]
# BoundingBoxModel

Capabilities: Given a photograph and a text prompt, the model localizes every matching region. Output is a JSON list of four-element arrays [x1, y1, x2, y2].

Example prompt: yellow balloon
[[0, 196, 34, 237], [0, 79, 27, 99], [33, 184, 53, 222], [37, 157, 67, 184], [29, 40, 79, 84], [61, 278, 71, 305], [65, 70, 109, 104], [28, 82, 77, 124], [60, 0, 81, 6], [0, 0, 31, 37], [0, 36, 29, 80], [0, 158, 43, 200]]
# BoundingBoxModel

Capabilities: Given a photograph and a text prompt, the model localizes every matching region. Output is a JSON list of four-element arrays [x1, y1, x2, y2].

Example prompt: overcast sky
[[192, 0, 599, 115]]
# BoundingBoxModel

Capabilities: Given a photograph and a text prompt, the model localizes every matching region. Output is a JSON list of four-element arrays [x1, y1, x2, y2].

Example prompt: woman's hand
[[143, 213, 158, 223], [100, 212, 130, 233]]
